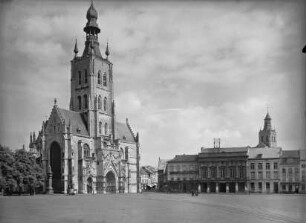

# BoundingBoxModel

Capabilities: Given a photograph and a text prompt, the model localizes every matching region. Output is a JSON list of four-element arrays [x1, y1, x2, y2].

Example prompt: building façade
[[160, 113, 306, 193]]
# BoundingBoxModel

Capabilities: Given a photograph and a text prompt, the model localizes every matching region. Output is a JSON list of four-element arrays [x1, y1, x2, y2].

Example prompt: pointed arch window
[[84, 144, 90, 158], [98, 71, 101, 85], [103, 72, 107, 86], [84, 94, 88, 109], [78, 96, 81, 110], [98, 95, 102, 109], [78, 71, 82, 85], [103, 97, 107, 111], [125, 147, 128, 161], [104, 123, 108, 135], [84, 69, 88, 84], [99, 122, 102, 134]]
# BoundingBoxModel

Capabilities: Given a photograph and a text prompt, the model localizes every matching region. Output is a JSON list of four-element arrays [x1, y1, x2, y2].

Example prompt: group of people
[[191, 190, 198, 196]]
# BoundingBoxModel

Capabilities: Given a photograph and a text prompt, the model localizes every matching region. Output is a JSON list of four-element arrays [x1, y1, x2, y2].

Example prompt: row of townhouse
[[157, 113, 306, 194]]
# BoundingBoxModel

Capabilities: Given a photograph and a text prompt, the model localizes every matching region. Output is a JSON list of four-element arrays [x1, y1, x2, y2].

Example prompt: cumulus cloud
[[0, 1, 305, 166]]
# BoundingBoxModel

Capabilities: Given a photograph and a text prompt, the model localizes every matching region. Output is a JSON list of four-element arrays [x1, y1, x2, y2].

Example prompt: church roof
[[115, 121, 136, 142], [264, 112, 271, 120], [57, 108, 89, 136]]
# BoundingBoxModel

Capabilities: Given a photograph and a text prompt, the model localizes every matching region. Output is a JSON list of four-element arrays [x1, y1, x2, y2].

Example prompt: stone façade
[[30, 2, 141, 194]]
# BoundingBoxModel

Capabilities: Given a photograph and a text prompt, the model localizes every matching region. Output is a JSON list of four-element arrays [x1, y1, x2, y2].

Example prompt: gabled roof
[[115, 121, 136, 142], [248, 147, 281, 159], [57, 107, 89, 136], [168, 154, 198, 163]]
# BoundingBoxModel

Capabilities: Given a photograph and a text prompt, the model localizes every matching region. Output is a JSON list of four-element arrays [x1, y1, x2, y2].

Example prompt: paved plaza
[[0, 193, 305, 223]]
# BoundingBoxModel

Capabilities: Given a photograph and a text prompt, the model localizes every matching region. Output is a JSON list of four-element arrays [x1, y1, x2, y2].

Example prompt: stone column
[[216, 183, 219, 193], [235, 182, 238, 193], [226, 183, 229, 193], [101, 176, 106, 194], [46, 164, 53, 194], [245, 183, 248, 193], [63, 139, 69, 194]]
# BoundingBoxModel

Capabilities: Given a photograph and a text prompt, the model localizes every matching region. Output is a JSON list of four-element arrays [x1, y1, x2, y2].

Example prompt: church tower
[[258, 112, 277, 148], [70, 1, 114, 141]]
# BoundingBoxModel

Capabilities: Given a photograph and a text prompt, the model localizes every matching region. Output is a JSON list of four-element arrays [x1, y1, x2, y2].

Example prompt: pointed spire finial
[[74, 39, 78, 56], [105, 41, 110, 59], [54, 98, 57, 106]]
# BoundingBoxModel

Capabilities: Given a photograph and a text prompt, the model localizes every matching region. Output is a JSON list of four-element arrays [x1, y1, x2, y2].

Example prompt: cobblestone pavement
[[0, 192, 305, 223]]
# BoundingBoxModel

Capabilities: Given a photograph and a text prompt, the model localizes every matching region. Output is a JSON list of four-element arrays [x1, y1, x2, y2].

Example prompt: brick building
[[167, 155, 198, 193], [29, 2, 140, 194], [247, 147, 281, 193]]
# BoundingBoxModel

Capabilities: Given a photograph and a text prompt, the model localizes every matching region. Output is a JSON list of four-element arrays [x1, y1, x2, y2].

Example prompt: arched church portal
[[50, 141, 63, 193], [87, 177, 93, 194], [106, 171, 116, 193]]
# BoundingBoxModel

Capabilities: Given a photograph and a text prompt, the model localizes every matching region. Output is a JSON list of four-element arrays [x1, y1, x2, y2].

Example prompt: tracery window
[[104, 123, 108, 135], [84, 94, 88, 109], [84, 144, 90, 158], [103, 72, 107, 86], [78, 71, 82, 85], [99, 122, 102, 134], [103, 97, 107, 111], [78, 96, 81, 110], [98, 71, 101, 84], [84, 69, 88, 84], [125, 147, 128, 161], [98, 95, 102, 109]]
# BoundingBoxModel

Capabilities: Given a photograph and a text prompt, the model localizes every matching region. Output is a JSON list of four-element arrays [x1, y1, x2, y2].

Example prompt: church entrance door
[[106, 171, 116, 193], [50, 142, 62, 193], [87, 177, 93, 194]]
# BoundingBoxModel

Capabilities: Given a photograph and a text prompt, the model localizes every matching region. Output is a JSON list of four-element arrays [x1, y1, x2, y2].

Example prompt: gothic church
[[29, 2, 141, 194]]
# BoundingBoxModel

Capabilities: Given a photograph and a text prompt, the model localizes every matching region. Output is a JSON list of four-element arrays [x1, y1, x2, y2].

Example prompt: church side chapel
[[29, 2, 141, 194]]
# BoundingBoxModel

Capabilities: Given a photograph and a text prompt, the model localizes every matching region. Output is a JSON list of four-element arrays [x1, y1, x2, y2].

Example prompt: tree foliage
[[0, 145, 44, 194]]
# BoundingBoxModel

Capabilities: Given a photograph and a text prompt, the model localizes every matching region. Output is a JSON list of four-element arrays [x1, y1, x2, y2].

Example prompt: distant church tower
[[258, 112, 277, 148]]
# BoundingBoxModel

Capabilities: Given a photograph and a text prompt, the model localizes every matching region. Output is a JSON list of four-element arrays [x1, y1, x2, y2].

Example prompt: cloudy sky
[[0, 0, 305, 166]]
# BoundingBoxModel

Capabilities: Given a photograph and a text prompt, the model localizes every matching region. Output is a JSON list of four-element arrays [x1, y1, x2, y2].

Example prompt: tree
[[0, 145, 44, 195]]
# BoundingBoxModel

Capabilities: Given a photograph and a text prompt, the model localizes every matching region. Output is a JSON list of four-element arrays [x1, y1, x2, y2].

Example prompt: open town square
[[1, 0, 306, 222], [0, 193, 305, 223]]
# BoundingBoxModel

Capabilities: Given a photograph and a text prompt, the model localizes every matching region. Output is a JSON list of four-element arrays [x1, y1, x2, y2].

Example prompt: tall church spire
[[82, 1, 102, 57]]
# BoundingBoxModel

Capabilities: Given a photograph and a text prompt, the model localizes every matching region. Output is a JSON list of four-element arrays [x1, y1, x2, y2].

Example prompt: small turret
[[105, 41, 110, 59], [73, 39, 78, 57]]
